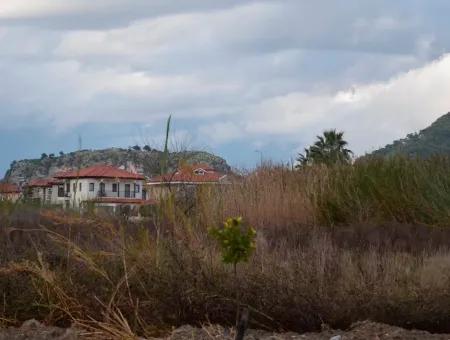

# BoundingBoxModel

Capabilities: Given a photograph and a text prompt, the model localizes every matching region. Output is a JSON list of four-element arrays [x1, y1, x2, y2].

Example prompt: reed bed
[[0, 156, 450, 338]]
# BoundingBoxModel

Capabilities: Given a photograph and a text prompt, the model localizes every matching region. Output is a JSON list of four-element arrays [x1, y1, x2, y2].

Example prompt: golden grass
[[1, 158, 450, 337]]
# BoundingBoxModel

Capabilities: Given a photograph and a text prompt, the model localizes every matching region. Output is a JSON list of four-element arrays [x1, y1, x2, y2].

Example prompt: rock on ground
[[1, 320, 450, 340], [158, 322, 450, 340], [0, 319, 79, 340]]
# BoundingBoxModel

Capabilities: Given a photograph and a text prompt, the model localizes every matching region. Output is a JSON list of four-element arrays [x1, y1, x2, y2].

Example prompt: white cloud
[[0, 1, 96, 18], [240, 54, 450, 154], [54, 2, 281, 59]]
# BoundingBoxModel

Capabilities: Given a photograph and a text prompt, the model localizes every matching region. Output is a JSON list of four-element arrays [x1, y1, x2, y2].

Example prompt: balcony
[[96, 190, 137, 198], [57, 191, 71, 198]]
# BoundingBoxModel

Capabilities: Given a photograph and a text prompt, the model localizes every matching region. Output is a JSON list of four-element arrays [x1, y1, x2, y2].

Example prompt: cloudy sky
[[1, 0, 450, 175]]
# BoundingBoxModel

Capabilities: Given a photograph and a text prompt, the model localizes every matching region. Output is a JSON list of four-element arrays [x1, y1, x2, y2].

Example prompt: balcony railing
[[95, 190, 137, 198], [56, 189, 140, 199]]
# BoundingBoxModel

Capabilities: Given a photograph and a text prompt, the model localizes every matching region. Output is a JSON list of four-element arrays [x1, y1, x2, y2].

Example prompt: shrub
[[209, 217, 256, 268]]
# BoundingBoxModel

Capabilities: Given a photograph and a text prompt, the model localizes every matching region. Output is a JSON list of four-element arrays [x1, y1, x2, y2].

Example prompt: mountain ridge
[[3, 147, 230, 185]]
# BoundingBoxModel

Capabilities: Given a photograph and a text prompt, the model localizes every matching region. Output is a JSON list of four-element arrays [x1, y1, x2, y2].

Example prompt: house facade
[[146, 163, 228, 199], [26, 178, 63, 205], [25, 165, 153, 213], [0, 182, 21, 202]]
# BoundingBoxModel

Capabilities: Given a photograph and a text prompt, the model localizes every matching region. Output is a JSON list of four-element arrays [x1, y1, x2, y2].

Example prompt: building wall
[[28, 178, 146, 208], [29, 186, 52, 204], [59, 178, 144, 207], [50, 184, 68, 207], [0, 192, 21, 202]]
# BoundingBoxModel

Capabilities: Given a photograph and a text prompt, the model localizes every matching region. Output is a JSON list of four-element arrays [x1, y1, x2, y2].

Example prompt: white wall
[[52, 178, 144, 207]]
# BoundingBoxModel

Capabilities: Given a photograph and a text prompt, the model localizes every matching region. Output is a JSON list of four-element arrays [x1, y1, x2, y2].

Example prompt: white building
[[147, 163, 228, 199], [27, 165, 153, 213], [0, 182, 22, 202], [26, 178, 62, 205]]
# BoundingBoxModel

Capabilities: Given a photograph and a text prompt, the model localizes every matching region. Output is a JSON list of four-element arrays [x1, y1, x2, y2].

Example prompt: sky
[[1, 0, 450, 176]]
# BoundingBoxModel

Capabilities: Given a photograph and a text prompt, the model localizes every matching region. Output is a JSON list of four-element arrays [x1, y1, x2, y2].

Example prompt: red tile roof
[[91, 197, 156, 205], [27, 178, 62, 188], [149, 172, 225, 183], [0, 183, 21, 193], [54, 165, 145, 180], [148, 164, 226, 184]]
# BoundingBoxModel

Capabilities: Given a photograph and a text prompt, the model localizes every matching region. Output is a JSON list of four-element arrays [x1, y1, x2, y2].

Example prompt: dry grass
[[1, 157, 450, 337]]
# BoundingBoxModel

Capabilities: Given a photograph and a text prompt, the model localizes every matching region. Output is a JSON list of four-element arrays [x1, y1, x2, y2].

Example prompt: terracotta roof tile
[[54, 165, 145, 180], [27, 178, 62, 187], [0, 183, 21, 193], [148, 168, 226, 184]]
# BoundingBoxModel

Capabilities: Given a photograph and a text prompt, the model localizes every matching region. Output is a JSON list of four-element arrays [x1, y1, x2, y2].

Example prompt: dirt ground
[[164, 322, 450, 340], [1, 320, 449, 340]]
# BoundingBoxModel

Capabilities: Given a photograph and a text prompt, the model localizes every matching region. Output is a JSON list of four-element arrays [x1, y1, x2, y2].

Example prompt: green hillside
[[371, 112, 450, 157]]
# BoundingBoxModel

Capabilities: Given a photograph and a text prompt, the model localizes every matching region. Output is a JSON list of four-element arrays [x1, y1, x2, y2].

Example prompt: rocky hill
[[370, 112, 450, 158], [3, 147, 230, 185]]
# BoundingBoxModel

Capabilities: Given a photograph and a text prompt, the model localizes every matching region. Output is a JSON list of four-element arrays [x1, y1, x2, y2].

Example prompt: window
[[89, 183, 95, 192], [99, 182, 106, 195], [73, 183, 76, 192], [125, 184, 131, 198], [134, 184, 140, 193], [79, 182, 82, 191], [58, 185, 64, 197], [66, 183, 70, 193], [112, 183, 118, 192]]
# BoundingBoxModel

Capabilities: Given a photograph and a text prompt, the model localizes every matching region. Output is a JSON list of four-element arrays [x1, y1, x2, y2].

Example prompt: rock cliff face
[[3, 147, 230, 185]]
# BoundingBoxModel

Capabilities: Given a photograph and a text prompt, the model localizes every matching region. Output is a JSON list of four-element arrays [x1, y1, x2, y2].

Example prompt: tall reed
[[1, 156, 450, 337]]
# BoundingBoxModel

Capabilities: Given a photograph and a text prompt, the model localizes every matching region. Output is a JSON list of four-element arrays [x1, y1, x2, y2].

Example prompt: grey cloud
[[0, 0, 250, 29], [1, 0, 450, 160]]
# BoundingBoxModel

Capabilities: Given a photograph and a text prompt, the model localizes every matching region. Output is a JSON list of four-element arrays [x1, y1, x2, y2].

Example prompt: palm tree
[[295, 148, 311, 168], [296, 129, 353, 167]]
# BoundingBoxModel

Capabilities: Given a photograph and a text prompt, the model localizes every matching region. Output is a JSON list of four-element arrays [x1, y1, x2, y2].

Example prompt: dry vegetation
[[0, 156, 450, 338]]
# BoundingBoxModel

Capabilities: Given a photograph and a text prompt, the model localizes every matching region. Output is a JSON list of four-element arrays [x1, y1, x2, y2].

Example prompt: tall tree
[[160, 115, 172, 175], [297, 129, 353, 167]]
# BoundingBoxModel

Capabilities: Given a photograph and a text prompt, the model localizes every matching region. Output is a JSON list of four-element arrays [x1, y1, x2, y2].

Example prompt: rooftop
[[148, 164, 226, 184], [54, 165, 145, 180], [0, 183, 21, 193], [27, 178, 62, 188]]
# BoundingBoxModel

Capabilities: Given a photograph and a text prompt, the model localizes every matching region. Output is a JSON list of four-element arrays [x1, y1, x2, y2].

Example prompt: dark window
[[58, 185, 64, 197], [89, 183, 95, 192], [73, 183, 76, 192], [112, 183, 118, 192], [125, 184, 131, 198], [79, 182, 82, 191], [134, 184, 140, 193], [66, 183, 70, 193], [99, 182, 106, 195]]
